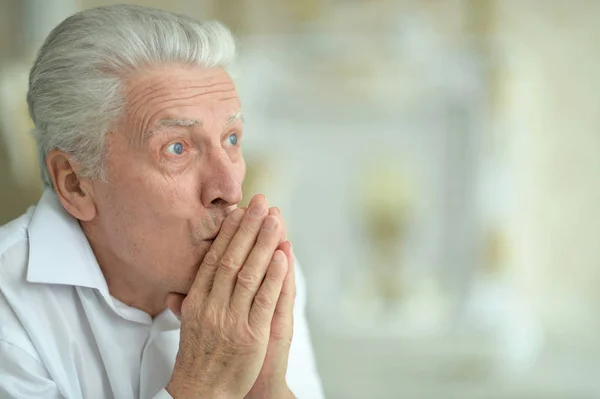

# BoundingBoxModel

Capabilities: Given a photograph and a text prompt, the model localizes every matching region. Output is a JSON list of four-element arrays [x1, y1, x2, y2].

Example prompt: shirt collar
[[26, 189, 181, 329], [26, 188, 110, 297]]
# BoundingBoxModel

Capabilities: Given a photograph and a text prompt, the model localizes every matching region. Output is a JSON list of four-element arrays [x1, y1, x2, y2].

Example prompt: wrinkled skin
[[49, 66, 294, 398]]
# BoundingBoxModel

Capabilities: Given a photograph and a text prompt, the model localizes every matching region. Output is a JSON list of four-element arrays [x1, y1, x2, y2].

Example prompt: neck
[[81, 224, 167, 317]]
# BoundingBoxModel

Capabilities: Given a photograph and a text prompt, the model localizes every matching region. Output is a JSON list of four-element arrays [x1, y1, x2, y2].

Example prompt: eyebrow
[[226, 111, 244, 124], [145, 111, 244, 139], [158, 118, 201, 128]]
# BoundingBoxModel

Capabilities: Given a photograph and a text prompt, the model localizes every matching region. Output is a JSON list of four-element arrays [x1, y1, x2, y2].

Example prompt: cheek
[[108, 151, 183, 199], [153, 171, 204, 217], [102, 171, 174, 222]]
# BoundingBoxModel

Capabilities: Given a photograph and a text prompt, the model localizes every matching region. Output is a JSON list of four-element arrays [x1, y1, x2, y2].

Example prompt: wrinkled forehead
[[122, 66, 240, 133]]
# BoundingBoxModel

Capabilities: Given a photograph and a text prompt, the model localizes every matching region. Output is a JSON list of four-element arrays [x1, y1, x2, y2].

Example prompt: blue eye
[[166, 142, 184, 155], [227, 134, 238, 146]]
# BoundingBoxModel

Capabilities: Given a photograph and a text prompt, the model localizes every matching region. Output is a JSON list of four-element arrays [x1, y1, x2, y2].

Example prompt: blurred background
[[2, 0, 600, 398]]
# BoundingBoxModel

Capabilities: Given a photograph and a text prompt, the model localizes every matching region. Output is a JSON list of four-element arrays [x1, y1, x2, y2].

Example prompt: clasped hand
[[165, 194, 296, 399]]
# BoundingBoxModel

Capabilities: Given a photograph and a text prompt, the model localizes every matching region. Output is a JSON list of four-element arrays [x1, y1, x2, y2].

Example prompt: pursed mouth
[[204, 212, 230, 241]]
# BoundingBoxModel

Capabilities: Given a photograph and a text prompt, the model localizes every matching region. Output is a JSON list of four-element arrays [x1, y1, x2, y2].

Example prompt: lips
[[204, 211, 230, 241]]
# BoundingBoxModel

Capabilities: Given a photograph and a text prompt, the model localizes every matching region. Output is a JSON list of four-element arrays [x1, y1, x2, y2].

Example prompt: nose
[[200, 149, 243, 209]]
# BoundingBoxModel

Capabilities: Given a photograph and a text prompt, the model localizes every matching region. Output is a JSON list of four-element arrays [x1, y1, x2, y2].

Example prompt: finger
[[166, 293, 186, 319], [263, 244, 295, 372], [191, 207, 245, 297], [268, 207, 287, 242], [230, 214, 283, 312], [273, 241, 296, 330], [248, 250, 288, 331], [209, 194, 268, 302]]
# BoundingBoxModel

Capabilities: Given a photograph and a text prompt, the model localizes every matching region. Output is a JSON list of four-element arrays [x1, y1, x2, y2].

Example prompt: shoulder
[[0, 208, 41, 362], [0, 208, 34, 286]]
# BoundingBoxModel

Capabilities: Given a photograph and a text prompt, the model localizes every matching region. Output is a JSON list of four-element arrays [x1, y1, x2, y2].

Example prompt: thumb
[[166, 293, 186, 319]]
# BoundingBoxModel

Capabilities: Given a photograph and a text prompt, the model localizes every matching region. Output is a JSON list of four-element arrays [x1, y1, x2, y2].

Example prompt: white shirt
[[0, 189, 324, 399]]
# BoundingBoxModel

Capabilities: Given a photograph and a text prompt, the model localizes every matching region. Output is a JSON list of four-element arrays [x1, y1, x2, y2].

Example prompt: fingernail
[[273, 251, 284, 264], [249, 202, 265, 217], [263, 216, 277, 231]]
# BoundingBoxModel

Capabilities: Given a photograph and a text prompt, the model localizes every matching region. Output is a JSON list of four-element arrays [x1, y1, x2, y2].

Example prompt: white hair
[[27, 5, 237, 187]]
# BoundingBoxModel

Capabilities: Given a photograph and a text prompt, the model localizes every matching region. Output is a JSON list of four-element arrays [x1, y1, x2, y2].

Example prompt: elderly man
[[0, 5, 323, 399]]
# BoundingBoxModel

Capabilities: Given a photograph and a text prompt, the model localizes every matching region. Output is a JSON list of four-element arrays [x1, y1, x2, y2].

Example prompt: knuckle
[[270, 318, 293, 342], [236, 270, 261, 291], [200, 302, 220, 326], [218, 225, 235, 241], [203, 250, 219, 267], [253, 292, 273, 312], [239, 222, 256, 236], [219, 253, 238, 273], [271, 328, 293, 343], [273, 302, 289, 319]]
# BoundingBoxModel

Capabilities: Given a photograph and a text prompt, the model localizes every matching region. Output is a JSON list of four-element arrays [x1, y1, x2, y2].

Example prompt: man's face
[[87, 66, 245, 295]]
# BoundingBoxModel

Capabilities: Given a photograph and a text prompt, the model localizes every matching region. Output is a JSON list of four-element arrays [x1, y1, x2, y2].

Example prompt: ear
[[46, 150, 97, 222]]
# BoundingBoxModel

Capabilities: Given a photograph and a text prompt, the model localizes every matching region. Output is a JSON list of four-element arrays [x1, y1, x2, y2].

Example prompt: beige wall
[[3, 2, 600, 320], [494, 0, 600, 337]]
